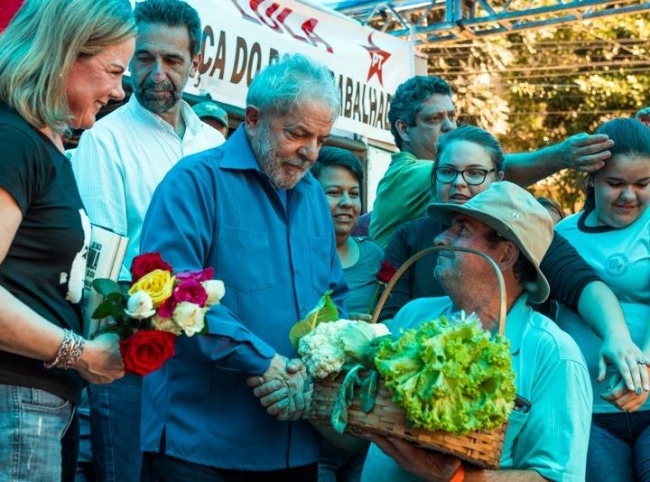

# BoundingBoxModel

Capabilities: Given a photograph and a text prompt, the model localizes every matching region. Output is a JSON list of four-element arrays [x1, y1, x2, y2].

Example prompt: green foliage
[[289, 291, 339, 349], [331, 364, 379, 434], [427, 12, 650, 211], [92, 279, 121, 297], [374, 317, 516, 434]]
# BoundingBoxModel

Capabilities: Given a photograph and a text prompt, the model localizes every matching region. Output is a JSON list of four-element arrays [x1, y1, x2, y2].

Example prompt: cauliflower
[[298, 320, 389, 379]]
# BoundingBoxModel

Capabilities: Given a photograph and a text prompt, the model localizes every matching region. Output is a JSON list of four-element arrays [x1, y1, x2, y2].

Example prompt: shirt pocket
[[500, 409, 529, 468], [309, 235, 331, 293], [218, 226, 274, 293]]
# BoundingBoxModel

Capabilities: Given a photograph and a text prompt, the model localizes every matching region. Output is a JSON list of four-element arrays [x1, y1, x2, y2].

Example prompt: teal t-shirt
[[555, 206, 650, 413], [361, 296, 592, 482]]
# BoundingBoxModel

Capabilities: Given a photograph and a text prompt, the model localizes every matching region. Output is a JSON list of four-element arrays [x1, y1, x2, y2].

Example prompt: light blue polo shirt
[[361, 295, 592, 482]]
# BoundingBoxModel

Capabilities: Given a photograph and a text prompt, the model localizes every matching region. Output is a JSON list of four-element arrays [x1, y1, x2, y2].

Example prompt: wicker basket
[[309, 372, 507, 469], [308, 246, 511, 469]]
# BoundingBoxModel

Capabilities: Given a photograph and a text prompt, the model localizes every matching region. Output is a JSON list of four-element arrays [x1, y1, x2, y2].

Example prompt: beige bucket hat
[[427, 181, 554, 303]]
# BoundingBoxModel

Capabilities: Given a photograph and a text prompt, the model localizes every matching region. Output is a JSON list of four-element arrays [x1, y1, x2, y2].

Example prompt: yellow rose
[[128, 269, 174, 307]]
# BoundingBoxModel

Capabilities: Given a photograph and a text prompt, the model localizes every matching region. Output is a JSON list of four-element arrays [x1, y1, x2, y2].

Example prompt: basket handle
[[370, 246, 507, 337]]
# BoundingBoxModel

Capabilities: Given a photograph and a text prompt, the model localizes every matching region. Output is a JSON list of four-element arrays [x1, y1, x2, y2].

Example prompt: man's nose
[[441, 117, 456, 133], [434, 230, 450, 246], [149, 59, 166, 83], [298, 139, 319, 164]]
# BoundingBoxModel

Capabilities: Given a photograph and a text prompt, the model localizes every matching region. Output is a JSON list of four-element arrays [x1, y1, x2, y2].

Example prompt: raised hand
[[556, 132, 614, 173]]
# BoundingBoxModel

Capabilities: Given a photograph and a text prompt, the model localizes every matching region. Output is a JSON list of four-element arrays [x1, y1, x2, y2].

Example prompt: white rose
[[202, 280, 225, 305], [124, 291, 156, 320], [173, 302, 206, 337], [151, 314, 182, 336]]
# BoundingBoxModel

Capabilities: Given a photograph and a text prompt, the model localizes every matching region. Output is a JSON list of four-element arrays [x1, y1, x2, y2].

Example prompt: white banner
[[176, 0, 413, 144]]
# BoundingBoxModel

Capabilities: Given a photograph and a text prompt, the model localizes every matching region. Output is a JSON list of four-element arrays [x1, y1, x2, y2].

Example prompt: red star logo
[[362, 33, 391, 87]]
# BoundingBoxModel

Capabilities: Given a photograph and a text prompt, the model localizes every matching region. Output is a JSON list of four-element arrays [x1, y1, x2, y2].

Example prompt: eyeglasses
[[433, 167, 496, 186]]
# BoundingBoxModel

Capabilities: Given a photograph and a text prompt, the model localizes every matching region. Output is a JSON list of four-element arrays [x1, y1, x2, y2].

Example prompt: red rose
[[377, 260, 397, 283], [119, 330, 177, 376], [173, 279, 208, 307], [130, 252, 173, 284], [176, 267, 214, 282]]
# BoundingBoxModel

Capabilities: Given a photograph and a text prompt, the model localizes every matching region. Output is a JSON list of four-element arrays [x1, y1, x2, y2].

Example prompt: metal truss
[[328, 0, 650, 46]]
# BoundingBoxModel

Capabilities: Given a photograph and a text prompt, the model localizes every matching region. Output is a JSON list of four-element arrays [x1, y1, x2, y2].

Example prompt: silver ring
[[637, 358, 646, 365]]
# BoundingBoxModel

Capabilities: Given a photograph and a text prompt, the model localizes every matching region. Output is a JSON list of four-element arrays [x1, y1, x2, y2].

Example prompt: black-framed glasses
[[433, 166, 496, 186]]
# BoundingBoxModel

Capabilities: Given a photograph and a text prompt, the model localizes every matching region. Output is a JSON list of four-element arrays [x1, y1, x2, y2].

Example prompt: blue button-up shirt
[[139, 126, 348, 470]]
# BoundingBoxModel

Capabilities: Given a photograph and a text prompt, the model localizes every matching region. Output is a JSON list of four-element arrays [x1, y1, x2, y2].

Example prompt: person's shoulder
[[389, 297, 451, 332], [398, 215, 441, 233], [554, 211, 580, 234], [388, 216, 442, 251], [200, 124, 226, 146], [523, 311, 587, 365], [355, 236, 383, 254], [0, 104, 38, 141], [390, 152, 432, 174], [77, 103, 134, 149], [0, 108, 49, 160], [177, 145, 225, 171]]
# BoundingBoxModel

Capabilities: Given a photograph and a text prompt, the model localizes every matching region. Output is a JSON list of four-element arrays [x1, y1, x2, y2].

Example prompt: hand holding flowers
[[92, 252, 225, 376]]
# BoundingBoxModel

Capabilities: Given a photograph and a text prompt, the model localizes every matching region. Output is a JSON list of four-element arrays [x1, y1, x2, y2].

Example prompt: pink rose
[[157, 297, 177, 318], [173, 279, 208, 307], [176, 267, 214, 283]]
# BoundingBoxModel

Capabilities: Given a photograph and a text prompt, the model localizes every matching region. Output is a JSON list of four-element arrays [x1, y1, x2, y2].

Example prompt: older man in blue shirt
[[139, 54, 347, 481]]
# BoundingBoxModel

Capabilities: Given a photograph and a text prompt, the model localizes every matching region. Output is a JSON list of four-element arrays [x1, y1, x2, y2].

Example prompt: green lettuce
[[374, 316, 516, 434]]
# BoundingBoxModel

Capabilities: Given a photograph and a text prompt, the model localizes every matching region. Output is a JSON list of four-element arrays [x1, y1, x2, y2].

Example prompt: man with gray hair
[[139, 53, 347, 481], [72, 0, 224, 480], [362, 182, 592, 481]]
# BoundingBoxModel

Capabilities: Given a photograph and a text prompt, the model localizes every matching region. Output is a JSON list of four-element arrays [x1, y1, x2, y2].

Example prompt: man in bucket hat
[[362, 181, 592, 482]]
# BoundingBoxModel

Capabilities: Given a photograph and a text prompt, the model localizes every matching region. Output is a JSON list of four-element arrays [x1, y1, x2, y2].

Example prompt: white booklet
[[82, 225, 128, 338]]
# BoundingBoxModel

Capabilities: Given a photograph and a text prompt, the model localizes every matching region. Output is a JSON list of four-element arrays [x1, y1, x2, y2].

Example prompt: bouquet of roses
[[92, 252, 225, 376]]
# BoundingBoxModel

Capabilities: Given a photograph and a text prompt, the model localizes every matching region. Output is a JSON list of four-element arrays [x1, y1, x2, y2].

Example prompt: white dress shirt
[[73, 96, 225, 281]]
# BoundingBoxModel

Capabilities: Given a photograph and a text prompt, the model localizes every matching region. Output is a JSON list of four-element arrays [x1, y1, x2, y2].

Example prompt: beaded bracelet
[[44, 329, 86, 370]]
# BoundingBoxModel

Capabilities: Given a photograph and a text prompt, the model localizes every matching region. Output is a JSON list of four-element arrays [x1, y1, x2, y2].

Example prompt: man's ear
[[395, 119, 410, 143], [189, 53, 202, 77], [497, 240, 519, 271], [245, 106, 261, 129]]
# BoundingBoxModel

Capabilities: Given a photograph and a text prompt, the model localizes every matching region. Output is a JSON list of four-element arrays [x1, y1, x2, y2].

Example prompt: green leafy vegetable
[[289, 291, 339, 349], [331, 364, 363, 434], [359, 369, 379, 413], [374, 316, 516, 434]]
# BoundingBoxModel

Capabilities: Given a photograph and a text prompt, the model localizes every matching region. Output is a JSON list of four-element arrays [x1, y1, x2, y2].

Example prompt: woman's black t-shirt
[[0, 102, 89, 404]]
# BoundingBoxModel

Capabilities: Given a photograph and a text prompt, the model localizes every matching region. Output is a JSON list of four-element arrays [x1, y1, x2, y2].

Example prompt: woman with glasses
[[380, 125, 647, 392]]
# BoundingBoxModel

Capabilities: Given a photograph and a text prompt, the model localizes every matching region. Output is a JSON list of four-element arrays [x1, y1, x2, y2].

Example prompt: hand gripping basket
[[308, 246, 510, 469]]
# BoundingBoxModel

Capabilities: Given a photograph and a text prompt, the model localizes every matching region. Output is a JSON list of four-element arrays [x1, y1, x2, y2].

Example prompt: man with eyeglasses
[[362, 182, 592, 482], [368, 75, 614, 249]]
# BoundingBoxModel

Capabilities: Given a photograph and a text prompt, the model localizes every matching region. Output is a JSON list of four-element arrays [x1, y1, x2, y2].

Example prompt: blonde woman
[[0, 0, 135, 479]]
